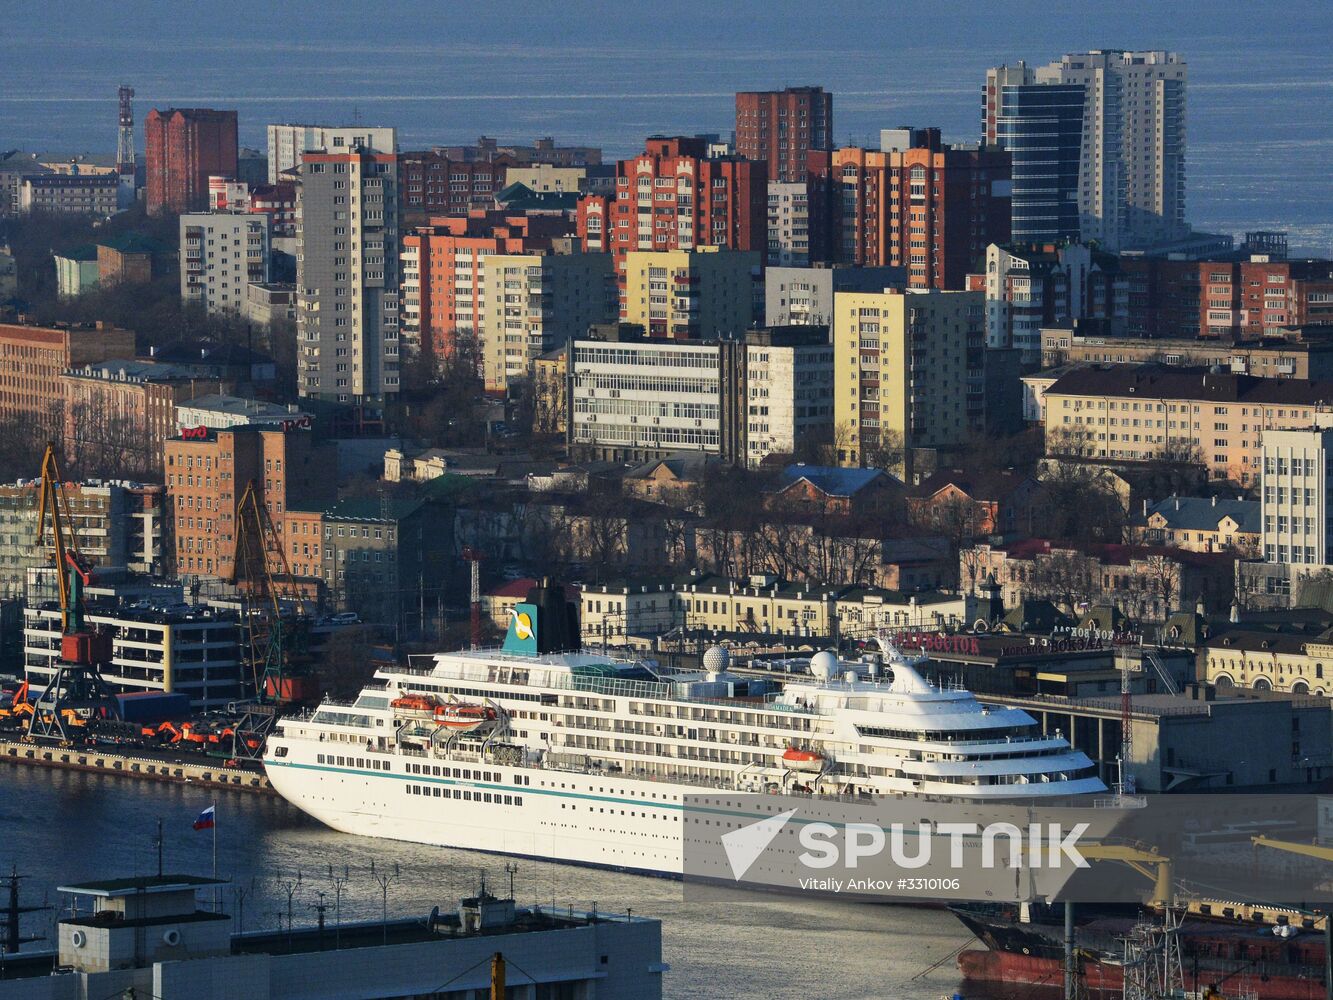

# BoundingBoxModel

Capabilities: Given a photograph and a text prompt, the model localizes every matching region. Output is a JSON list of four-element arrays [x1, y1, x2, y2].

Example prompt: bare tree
[[1028, 549, 1099, 615], [1139, 553, 1182, 621]]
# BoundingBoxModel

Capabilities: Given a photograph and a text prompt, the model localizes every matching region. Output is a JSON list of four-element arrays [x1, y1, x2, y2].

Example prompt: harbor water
[[0, 761, 1053, 1000]]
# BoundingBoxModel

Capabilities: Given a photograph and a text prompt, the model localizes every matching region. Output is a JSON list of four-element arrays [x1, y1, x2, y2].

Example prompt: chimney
[[1174, 496, 1180, 511], [1142, 498, 1149, 517], [1212, 495, 1217, 507], [1230, 601, 1241, 624]]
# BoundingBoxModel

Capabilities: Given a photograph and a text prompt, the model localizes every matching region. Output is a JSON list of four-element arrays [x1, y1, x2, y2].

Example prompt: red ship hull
[[959, 948, 1328, 999]]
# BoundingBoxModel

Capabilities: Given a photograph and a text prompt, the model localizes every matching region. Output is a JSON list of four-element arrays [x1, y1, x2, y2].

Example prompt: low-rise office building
[[24, 603, 245, 709], [568, 325, 832, 466]]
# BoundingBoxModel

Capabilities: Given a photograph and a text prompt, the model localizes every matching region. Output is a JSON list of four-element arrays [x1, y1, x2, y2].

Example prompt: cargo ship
[[953, 902, 1328, 999]]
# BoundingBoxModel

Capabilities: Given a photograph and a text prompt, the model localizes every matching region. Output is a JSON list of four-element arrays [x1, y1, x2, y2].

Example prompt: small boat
[[435, 703, 499, 732], [781, 746, 826, 773], [390, 695, 439, 715]]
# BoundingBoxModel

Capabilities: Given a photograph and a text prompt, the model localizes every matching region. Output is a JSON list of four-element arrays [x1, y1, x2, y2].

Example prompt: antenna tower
[[117, 85, 135, 172]]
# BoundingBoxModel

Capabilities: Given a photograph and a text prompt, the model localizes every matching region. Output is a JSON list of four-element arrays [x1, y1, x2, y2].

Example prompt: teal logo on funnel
[[503, 602, 539, 655]]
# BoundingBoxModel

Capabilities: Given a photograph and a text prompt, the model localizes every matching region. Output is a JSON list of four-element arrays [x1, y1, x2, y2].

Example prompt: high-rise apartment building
[[180, 212, 272, 314], [576, 137, 767, 302], [1259, 426, 1333, 566], [399, 212, 576, 362], [981, 242, 1117, 362], [620, 248, 759, 340], [266, 125, 397, 183], [735, 86, 832, 183], [479, 251, 616, 393], [985, 51, 1188, 250], [833, 289, 981, 464], [765, 264, 905, 326], [144, 108, 238, 215], [990, 82, 1084, 243], [766, 181, 810, 266], [812, 137, 1010, 290], [397, 150, 511, 225], [296, 144, 401, 405]]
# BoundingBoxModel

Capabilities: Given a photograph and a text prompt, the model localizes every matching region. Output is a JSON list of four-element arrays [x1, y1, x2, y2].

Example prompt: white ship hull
[[266, 750, 1127, 895]]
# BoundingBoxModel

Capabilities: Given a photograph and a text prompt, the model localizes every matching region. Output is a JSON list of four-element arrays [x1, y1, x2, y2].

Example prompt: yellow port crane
[[230, 480, 315, 704], [1251, 835, 1333, 1000], [25, 444, 118, 744]]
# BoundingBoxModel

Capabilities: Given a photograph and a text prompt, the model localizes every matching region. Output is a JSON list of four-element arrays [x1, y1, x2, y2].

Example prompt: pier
[[0, 737, 273, 793]]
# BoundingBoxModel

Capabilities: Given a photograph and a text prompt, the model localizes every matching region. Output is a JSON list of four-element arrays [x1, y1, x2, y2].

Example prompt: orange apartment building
[[0, 320, 136, 438], [163, 426, 335, 579], [810, 135, 1010, 290], [1042, 363, 1333, 484], [400, 211, 575, 361]]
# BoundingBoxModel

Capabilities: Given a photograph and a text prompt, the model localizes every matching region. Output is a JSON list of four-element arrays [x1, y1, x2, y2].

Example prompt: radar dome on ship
[[810, 650, 838, 681], [702, 645, 731, 674]]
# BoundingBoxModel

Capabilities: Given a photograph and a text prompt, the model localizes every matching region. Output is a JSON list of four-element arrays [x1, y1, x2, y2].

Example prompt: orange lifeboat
[[434, 703, 499, 733], [390, 694, 439, 715], [782, 747, 826, 773]]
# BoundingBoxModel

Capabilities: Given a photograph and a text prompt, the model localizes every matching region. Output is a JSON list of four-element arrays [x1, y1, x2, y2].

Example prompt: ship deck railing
[[388, 657, 809, 714]]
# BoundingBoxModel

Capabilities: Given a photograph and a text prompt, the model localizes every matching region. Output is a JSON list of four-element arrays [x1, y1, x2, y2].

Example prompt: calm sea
[[0, 762, 1052, 1000], [1, 0, 1331, 253]]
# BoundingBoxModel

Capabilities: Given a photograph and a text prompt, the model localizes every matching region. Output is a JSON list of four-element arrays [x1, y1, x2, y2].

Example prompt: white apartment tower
[[1261, 426, 1333, 567], [179, 212, 271, 314], [296, 142, 401, 404], [266, 124, 398, 183], [986, 50, 1187, 251]]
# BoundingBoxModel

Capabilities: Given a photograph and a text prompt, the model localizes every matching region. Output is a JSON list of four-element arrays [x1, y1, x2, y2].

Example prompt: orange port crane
[[25, 444, 118, 743]]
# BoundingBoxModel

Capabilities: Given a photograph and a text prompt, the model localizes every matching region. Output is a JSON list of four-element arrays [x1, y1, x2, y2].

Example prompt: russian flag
[[192, 805, 215, 831]]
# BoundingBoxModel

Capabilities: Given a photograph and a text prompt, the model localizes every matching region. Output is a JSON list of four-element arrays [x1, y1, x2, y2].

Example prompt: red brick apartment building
[[735, 86, 832, 183], [1199, 259, 1333, 337], [164, 426, 334, 579], [397, 151, 514, 225], [145, 108, 238, 214]]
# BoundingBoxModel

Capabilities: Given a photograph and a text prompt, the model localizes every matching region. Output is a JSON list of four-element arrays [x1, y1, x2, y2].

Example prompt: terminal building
[[0, 872, 665, 1000]]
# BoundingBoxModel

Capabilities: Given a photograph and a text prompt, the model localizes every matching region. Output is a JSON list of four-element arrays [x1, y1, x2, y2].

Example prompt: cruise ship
[[264, 583, 1118, 881]]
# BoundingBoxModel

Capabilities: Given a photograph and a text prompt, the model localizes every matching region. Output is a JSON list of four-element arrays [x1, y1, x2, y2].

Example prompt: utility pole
[[490, 952, 505, 1000]]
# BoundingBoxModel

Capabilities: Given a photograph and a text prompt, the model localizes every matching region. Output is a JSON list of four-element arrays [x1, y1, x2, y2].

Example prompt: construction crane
[[231, 480, 314, 705], [24, 445, 118, 744], [1250, 835, 1333, 1000]]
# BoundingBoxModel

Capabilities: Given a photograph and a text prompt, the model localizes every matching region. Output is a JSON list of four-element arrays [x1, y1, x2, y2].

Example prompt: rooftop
[[1139, 495, 1260, 533], [774, 464, 896, 497], [178, 394, 311, 420], [324, 497, 424, 524], [59, 873, 226, 898], [1046, 363, 1333, 406]]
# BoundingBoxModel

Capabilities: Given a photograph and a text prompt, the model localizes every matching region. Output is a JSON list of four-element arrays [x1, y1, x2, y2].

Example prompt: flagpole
[[212, 801, 219, 913]]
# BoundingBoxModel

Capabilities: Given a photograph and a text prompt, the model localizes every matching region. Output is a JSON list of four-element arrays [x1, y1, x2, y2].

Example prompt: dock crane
[[1250, 835, 1333, 1000], [230, 480, 315, 706], [24, 445, 119, 744]]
